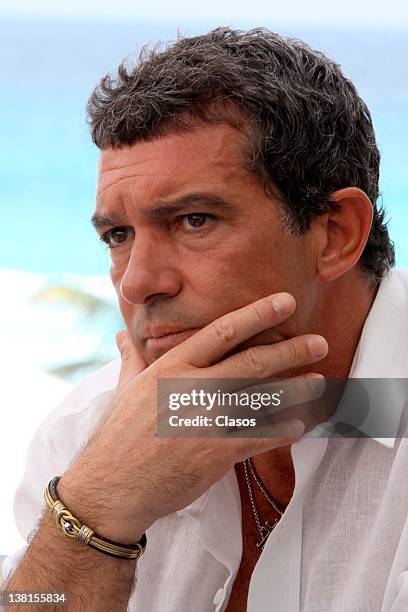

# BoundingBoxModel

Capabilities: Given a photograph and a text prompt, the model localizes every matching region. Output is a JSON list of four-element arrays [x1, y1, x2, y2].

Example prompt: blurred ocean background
[[1, 13, 407, 557]]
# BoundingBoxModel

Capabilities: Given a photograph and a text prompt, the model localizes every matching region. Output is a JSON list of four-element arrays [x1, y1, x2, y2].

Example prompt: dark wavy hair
[[87, 27, 395, 284]]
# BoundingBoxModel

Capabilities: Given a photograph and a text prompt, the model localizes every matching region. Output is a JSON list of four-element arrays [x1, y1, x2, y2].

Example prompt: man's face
[[94, 123, 319, 365]]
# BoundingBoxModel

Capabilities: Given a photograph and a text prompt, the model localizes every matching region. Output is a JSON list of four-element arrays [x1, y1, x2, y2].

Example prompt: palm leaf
[[31, 282, 122, 383], [46, 358, 109, 378], [32, 285, 117, 317]]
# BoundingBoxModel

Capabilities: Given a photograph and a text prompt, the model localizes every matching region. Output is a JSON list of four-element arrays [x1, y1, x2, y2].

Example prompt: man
[[3, 27, 408, 611]]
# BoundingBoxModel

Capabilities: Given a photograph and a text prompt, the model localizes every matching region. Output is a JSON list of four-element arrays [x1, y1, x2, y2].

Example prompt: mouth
[[144, 325, 200, 339], [144, 328, 201, 353]]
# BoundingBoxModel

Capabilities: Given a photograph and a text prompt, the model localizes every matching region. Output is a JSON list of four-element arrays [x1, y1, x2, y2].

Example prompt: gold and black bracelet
[[44, 476, 147, 560]]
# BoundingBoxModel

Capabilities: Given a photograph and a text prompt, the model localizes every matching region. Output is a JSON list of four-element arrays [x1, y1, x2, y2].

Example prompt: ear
[[312, 187, 373, 282]]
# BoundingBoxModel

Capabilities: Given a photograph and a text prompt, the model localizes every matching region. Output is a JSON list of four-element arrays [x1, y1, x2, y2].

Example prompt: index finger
[[174, 292, 296, 368]]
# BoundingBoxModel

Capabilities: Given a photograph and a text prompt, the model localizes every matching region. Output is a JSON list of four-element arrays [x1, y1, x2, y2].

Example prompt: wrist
[[56, 474, 148, 545]]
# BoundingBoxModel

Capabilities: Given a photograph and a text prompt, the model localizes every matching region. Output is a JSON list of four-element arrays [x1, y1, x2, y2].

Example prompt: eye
[[177, 213, 215, 231], [100, 226, 132, 248]]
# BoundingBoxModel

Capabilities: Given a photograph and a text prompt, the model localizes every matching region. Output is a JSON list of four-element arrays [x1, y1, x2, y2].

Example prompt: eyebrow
[[91, 212, 125, 229], [91, 193, 235, 229]]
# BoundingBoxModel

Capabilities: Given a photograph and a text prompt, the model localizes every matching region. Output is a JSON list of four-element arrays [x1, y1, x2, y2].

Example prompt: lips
[[143, 328, 201, 358], [143, 326, 200, 340]]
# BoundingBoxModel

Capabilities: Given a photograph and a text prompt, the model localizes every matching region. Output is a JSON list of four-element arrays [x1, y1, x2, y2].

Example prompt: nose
[[119, 232, 182, 305]]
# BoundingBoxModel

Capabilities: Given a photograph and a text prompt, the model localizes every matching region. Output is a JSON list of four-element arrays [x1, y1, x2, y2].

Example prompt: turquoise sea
[[1, 19, 407, 274]]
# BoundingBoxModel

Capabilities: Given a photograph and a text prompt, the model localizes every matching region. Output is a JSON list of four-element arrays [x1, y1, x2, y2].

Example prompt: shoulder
[[24, 358, 122, 476], [38, 358, 121, 438], [392, 268, 408, 296], [51, 357, 121, 414]]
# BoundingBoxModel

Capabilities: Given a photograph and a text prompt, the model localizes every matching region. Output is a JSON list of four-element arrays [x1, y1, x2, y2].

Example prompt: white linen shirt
[[3, 269, 408, 612]]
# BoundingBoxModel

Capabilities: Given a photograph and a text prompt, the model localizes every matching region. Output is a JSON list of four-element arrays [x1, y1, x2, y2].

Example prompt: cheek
[[188, 239, 310, 329], [196, 245, 276, 294], [183, 251, 268, 315]]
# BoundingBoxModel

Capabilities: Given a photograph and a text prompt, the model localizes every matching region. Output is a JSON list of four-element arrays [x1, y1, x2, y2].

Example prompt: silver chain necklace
[[242, 458, 284, 550]]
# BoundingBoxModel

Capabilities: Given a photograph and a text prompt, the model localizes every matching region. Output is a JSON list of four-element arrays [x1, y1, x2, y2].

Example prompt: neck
[[303, 270, 378, 379], [250, 270, 379, 497], [247, 446, 296, 509]]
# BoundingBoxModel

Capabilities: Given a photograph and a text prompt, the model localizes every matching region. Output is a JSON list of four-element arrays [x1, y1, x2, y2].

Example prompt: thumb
[[116, 330, 148, 387]]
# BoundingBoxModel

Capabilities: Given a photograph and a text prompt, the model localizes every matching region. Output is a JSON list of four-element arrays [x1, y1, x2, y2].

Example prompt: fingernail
[[269, 293, 295, 315], [307, 336, 328, 358], [305, 374, 326, 398]]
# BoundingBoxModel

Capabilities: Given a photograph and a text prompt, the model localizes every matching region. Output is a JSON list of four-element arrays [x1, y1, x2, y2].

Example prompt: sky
[[1, 0, 408, 26]]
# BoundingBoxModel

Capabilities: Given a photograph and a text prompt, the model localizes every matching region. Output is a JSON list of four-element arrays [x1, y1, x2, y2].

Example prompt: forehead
[[96, 123, 249, 200]]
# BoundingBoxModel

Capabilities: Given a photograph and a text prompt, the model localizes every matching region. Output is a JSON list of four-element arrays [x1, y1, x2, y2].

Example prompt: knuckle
[[244, 347, 268, 377], [116, 330, 127, 350], [119, 343, 131, 361], [251, 302, 266, 323], [212, 317, 236, 343], [285, 339, 300, 364]]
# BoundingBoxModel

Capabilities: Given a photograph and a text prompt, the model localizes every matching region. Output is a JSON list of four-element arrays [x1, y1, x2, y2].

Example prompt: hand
[[58, 292, 328, 543], [115, 329, 148, 386]]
